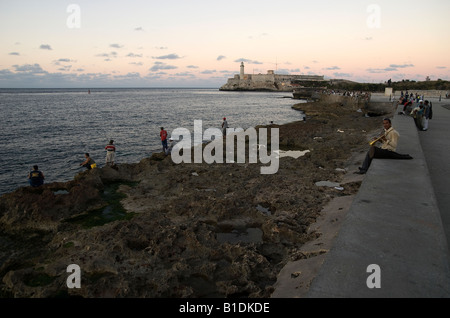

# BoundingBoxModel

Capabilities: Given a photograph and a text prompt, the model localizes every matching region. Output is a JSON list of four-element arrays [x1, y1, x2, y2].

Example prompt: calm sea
[[0, 88, 305, 196]]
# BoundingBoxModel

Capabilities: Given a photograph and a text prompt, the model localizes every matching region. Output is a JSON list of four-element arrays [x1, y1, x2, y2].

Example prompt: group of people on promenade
[[400, 91, 427, 104], [319, 90, 372, 99], [398, 96, 433, 131], [356, 91, 441, 174]]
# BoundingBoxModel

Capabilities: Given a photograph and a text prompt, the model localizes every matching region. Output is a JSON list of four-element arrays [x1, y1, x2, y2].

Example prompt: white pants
[[422, 117, 429, 130], [106, 151, 115, 164]]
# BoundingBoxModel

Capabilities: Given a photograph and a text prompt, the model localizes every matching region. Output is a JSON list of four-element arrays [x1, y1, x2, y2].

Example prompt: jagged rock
[[0, 98, 386, 298]]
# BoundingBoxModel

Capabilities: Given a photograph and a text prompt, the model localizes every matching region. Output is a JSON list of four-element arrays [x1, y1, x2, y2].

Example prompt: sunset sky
[[1, 0, 449, 88]]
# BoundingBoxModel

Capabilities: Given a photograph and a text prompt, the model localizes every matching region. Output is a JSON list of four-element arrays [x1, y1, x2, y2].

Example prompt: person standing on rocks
[[160, 127, 168, 153], [28, 165, 45, 187], [222, 117, 228, 137], [105, 140, 116, 166]]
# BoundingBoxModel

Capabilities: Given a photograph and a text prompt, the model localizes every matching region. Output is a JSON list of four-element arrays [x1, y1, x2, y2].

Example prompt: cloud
[[333, 72, 352, 78], [110, 44, 123, 49], [58, 65, 72, 72], [290, 68, 301, 73], [152, 54, 182, 60], [364, 37, 373, 41], [149, 62, 178, 72], [13, 63, 47, 73], [234, 58, 263, 65], [217, 55, 226, 61], [436, 66, 447, 69], [323, 66, 341, 70], [187, 65, 199, 69], [276, 69, 290, 75], [129, 62, 143, 66], [113, 72, 141, 80], [9, 52, 20, 56], [367, 67, 398, 73], [366, 63, 414, 74], [389, 64, 414, 68], [201, 70, 216, 74], [154, 46, 168, 50], [53, 58, 76, 66], [40, 44, 52, 50], [126, 53, 143, 58], [134, 27, 144, 31], [174, 72, 195, 77], [96, 52, 117, 58]]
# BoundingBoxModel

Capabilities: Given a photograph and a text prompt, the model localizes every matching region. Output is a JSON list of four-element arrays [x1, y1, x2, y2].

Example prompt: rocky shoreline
[[0, 94, 393, 298]]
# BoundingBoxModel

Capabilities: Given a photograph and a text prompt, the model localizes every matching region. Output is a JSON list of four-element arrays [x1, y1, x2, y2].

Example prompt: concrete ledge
[[306, 105, 450, 298]]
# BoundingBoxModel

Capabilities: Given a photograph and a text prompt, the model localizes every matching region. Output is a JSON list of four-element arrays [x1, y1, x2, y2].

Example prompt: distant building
[[220, 62, 325, 92]]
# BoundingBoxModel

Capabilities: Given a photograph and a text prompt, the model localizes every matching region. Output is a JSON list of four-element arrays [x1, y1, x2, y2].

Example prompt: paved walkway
[[418, 98, 450, 253], [305, 94, 450, 298]]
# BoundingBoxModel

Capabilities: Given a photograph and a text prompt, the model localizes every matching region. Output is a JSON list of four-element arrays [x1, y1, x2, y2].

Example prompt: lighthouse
[[240, 62, 245, 80]]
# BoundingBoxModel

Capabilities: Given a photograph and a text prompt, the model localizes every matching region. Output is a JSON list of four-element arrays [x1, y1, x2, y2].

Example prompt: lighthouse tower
[[240, 62, 245, 80]]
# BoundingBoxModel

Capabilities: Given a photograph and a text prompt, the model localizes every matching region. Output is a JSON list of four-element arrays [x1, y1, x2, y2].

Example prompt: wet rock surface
[[0, 96, 386, 298]]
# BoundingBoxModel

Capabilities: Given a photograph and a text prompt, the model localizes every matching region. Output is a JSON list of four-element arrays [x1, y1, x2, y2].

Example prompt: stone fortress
[[220, 62, 325, 92]]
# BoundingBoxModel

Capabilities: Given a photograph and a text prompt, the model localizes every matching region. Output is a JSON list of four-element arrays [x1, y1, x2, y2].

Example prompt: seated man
[[80, 153, 97, 170], [358, 118, 413, 174], [28, 165, 45, 187]]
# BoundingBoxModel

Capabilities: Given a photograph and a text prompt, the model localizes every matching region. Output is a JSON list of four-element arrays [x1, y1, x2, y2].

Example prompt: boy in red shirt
[[160, 127, 168, 153]]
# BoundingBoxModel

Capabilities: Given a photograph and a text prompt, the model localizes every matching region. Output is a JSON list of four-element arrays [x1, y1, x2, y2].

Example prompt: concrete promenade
[[418, 98, 450, 254], [305, 94, 450, 298]]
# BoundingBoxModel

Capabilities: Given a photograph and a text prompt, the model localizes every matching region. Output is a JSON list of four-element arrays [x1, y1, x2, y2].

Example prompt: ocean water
[[0, 88, 305, 196]]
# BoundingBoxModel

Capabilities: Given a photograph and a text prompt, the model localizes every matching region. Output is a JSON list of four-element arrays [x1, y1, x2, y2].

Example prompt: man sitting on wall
[[357, 118, 413, 174]]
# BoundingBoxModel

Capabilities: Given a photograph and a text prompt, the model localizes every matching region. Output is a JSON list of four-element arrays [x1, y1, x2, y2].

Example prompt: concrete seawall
[[305, 96, 450, 297]]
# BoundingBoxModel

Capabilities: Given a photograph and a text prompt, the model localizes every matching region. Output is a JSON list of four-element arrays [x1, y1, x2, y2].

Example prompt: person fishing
[[28, 165, 45, 187], [80, 153, 97, 170], [222, 117, 228, 137], [160, 127, 168, 153], [105, 140, 116, 166]]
